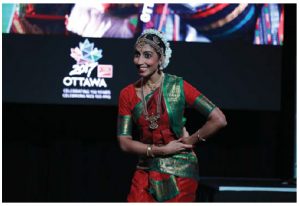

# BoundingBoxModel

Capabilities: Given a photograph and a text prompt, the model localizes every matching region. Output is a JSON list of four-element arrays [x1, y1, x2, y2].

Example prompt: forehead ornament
[[135, 34, 163, 56]]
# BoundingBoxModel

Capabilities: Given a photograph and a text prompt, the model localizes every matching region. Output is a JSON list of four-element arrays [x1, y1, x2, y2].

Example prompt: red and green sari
[[118, 73, 216, 202]]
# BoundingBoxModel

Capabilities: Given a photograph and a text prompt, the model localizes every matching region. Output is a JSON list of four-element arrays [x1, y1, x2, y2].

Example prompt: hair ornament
[[138, 29, 172, 69]]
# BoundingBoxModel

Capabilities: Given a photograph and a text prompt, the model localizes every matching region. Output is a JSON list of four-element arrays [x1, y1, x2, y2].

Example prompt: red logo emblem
[[97, 64, 113, 78]]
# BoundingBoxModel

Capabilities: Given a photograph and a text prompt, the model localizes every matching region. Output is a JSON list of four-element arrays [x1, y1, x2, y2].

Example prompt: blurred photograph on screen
[[2, 3, 284, 45]]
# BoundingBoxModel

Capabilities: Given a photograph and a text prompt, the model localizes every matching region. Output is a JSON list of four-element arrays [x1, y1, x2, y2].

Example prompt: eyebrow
[[142, 50, 154, 54], [134, 50, 154, 54]]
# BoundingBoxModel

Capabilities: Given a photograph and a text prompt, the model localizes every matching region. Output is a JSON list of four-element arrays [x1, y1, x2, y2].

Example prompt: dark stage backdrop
[[3, 34, 281, 111], [2, 5, 295, 202]]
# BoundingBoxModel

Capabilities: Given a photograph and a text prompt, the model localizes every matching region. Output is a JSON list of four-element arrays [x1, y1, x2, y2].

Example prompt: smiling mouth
[[137, 65, 147, 68], [137, 66, 148, 72], [139, 69, 147, 74]]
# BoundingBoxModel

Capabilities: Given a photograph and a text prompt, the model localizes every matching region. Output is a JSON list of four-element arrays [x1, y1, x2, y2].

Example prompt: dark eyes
[[134, 52, 152, 59], [144, 52, 152, 59]]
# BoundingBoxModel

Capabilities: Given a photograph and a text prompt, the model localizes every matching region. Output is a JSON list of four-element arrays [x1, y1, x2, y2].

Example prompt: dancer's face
[[133, 43, 161, 78]]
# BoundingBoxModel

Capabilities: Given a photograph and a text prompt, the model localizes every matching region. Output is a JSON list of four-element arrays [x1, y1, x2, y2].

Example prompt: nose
[[135, 56, 144, 65]]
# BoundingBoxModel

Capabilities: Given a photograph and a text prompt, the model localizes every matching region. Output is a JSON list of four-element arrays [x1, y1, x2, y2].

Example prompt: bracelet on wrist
[[146, 144, 150, 157], [197, 130, 206, 142], [146, 144, 155, 157], [149, 144, 155, 157]]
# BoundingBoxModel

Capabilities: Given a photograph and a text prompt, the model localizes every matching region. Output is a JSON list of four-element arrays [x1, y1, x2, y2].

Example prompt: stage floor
[[197, 177, 296, 202]]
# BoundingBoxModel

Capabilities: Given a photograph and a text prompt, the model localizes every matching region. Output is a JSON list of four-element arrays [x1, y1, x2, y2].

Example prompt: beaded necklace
[[141, 73, 164, 130]]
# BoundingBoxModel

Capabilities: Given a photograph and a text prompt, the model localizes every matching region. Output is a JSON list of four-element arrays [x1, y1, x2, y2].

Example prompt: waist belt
[[137, 151, 199, 180]]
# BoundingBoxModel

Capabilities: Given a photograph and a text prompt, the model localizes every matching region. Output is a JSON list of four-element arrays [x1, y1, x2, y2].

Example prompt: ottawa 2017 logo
[[62, 39, 112, 100]]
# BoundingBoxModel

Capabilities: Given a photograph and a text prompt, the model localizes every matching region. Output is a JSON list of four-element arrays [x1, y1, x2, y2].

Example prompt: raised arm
[[180, 81, 227, 145], [179, 107, 227, 145]]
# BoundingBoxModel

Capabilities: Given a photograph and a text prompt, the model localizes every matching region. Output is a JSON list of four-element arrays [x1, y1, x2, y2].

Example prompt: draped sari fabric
[[127, 170, 198, 202], [117, 73, 216, 202]]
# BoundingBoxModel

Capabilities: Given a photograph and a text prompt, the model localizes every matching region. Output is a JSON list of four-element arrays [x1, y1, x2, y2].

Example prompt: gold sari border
[[148, 152, 199, 180], [148, 175, 180, 202], [163, 74, 185, 138]]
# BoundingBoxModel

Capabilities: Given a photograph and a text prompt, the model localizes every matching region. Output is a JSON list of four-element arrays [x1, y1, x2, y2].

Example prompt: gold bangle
[[197, 130, 206, 142], [146, 144, 151, 157], [149, 144, 155, 157]]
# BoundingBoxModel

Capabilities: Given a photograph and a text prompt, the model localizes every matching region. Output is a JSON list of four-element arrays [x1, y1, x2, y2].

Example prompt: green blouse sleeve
[[117, 115, 132, 137], [193, 94, 216, 118]]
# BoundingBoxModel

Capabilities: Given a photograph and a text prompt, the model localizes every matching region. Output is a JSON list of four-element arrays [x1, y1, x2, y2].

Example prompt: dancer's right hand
[[163, 140, 193, 155]]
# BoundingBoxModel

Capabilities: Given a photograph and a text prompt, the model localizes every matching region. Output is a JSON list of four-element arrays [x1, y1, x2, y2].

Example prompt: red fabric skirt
[[127, 169, 198, 202]]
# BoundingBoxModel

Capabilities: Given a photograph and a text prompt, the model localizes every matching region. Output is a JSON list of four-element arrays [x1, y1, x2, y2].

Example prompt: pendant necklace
[[141, 73, 164, 130]]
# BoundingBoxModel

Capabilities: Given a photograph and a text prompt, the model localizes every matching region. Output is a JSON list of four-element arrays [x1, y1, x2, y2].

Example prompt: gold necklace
[[141, 73, 164, 130], [146, 74, 163, 91]]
